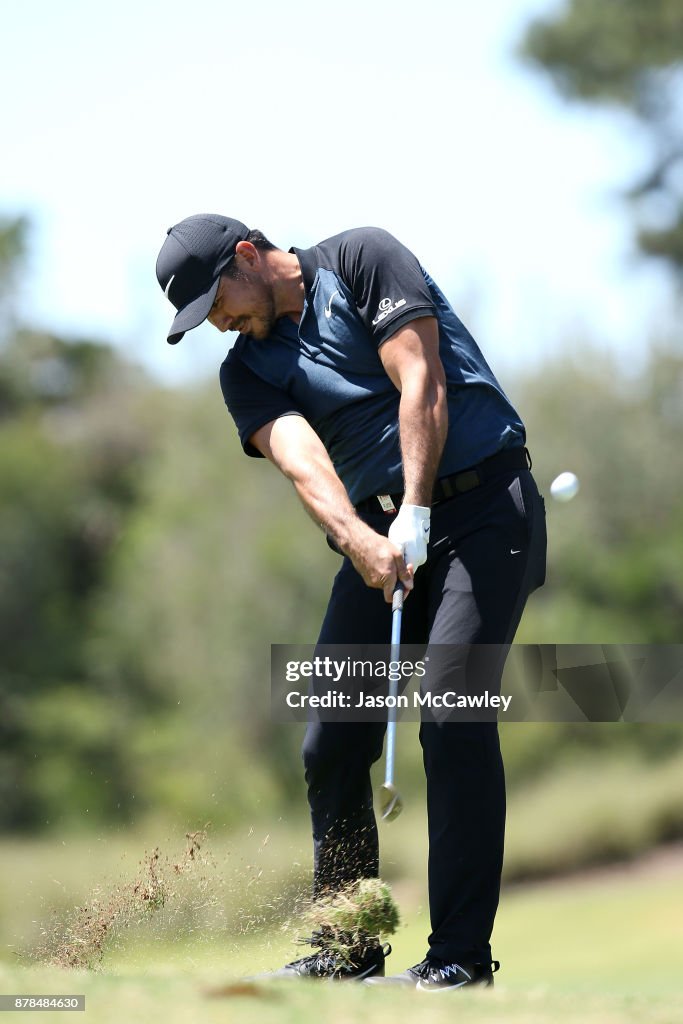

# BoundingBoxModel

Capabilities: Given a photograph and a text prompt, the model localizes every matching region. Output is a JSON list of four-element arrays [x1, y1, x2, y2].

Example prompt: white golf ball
[[550, 471, 580, 502]]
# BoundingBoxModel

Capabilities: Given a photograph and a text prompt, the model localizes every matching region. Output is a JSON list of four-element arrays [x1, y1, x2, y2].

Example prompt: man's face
[[207, 264, 277, 340]]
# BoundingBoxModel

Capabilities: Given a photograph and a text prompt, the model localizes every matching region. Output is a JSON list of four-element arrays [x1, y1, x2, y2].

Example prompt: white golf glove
[[388, 503, 431, 571]]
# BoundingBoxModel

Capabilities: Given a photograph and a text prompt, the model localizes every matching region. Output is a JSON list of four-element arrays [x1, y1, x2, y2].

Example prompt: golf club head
[[379, 782, 403, 822]]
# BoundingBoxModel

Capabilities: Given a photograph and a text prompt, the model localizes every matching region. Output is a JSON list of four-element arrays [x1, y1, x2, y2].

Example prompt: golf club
[[379, 581, 404, 822]]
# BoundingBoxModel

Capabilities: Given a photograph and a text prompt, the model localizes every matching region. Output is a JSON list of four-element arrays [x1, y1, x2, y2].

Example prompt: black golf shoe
[[261, 930, 391, 981], [365, 956, 499, 991]]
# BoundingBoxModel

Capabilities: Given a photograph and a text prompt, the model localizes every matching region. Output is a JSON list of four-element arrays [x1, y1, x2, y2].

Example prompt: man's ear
[[234, 240, 259, 269]]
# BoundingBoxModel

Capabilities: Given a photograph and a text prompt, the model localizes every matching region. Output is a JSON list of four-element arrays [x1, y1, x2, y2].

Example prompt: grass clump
[[300, 878, 399, 966]]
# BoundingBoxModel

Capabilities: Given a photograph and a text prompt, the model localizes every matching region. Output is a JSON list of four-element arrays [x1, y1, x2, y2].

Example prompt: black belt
[[355, 446, 532, 515]]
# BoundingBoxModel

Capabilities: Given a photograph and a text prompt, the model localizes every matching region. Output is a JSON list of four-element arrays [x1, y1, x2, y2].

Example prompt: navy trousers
[[302, 467, 547, 965]]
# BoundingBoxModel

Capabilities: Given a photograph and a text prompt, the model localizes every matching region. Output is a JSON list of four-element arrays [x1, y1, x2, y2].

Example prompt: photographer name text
[[284, 690, 512, 711]]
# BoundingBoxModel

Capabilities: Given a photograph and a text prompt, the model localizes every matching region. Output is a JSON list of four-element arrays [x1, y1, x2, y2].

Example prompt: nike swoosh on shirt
[[324, 290, 339, 318]]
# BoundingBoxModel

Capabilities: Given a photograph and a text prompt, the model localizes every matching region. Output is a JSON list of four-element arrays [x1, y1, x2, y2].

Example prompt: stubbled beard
[[245, 293, 277, 340]]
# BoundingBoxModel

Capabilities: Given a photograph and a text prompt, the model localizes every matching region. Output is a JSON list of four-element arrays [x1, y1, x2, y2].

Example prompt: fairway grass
[[1, 849, 681, 1023], [0, 963, 678, 1024]]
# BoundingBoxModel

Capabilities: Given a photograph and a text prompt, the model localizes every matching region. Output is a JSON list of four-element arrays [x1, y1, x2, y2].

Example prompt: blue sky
[[2, 0, 675, 383]]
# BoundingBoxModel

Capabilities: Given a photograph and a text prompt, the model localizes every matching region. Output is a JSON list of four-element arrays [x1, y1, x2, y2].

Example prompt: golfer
[[156, 215, 547, 990]]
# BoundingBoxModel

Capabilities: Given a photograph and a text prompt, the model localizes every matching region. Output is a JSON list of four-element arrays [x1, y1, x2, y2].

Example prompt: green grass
[[0, 966, 679, 1024], [0, 837, 681, 1022], [504, 751, 683, 878], [0, 822, 314, 970], [3, 747, 682, 956], [1, 760, 682, 1024]]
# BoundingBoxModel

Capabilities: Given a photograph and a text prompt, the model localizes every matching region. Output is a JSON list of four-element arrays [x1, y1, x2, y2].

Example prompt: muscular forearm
[[287, 453, 412, 598], [286, 449, 414, 600], [398, 373, 448, 506], [287, 451, 372, 552], [252, 415, 413, 600]]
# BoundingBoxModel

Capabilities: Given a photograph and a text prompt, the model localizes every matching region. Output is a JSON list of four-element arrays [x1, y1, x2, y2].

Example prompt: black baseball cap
[[156, 214, 250, 344]]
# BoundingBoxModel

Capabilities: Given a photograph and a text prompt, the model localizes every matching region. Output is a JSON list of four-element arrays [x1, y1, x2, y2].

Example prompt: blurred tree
[[513, 342, 683, 643], [88, 383, 340, 825], [0, 218, 28, 346], [0, 322, 160, 830], [0, 217, 27, 315], [520, 0, 683, 274]]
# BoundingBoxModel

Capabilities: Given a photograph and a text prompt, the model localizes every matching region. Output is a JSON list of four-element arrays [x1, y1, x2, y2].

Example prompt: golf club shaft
[[384, 583, 404, 786]]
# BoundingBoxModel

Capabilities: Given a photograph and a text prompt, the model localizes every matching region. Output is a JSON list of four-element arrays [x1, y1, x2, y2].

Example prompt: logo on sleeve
[[372, 296, 407, 326]]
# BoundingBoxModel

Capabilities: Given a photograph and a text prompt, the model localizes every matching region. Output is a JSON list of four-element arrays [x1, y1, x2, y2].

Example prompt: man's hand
[[345, 529, 414, 603], [388, 503, 431, 572]]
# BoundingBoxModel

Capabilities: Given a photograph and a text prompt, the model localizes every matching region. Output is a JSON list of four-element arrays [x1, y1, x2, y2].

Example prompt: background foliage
[[0, 211, 681, 846], [521, 0, 683, 272], [3, 0, 683, 849]]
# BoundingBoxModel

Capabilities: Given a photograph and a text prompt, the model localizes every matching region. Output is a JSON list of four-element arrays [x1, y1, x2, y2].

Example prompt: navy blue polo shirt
[[220, 227, 525, 505]]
